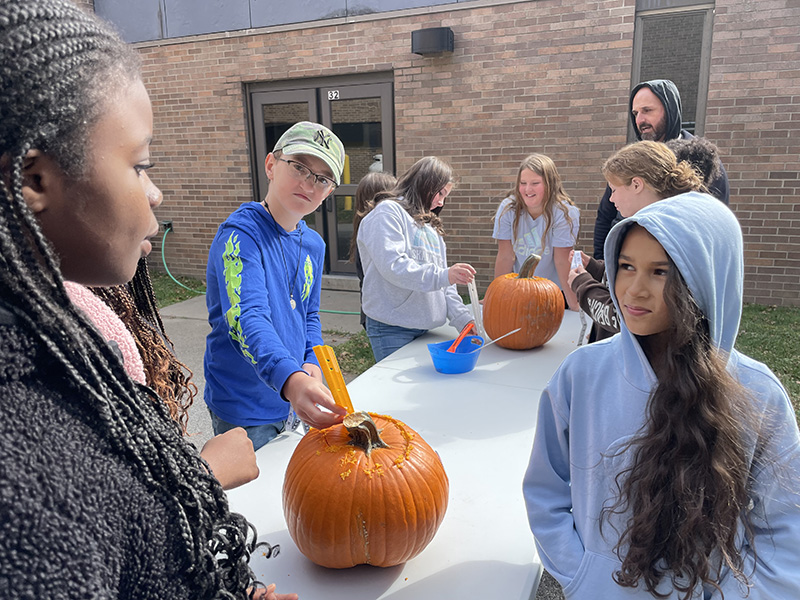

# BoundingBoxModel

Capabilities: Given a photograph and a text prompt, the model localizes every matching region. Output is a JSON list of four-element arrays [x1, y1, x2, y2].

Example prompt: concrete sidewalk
[[159, 289, 362, 449]]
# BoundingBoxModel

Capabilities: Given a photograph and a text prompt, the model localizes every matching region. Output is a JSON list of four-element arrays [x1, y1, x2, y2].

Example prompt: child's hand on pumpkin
[[284, 370, 346, 429]]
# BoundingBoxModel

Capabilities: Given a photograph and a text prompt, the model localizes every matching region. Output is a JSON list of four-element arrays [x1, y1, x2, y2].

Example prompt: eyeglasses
[[278, 158, 337, 192]]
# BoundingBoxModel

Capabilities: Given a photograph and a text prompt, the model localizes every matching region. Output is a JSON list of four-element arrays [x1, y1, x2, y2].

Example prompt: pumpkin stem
[[518, 253, 541, 278], [344, 412, 390, 457]]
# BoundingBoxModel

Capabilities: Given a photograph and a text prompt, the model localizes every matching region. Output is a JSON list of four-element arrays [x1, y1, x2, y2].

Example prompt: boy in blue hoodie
[[204, 122, 347, 450], [524, 193, 800, 598]]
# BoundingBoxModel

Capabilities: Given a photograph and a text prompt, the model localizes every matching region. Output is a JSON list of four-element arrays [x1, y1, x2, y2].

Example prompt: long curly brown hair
[[90, 257, 197, 434], [602, 250, 756, 599]]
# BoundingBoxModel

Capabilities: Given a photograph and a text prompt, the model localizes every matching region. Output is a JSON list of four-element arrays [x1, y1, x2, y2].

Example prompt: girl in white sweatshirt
[[356, 156, 475, 362]]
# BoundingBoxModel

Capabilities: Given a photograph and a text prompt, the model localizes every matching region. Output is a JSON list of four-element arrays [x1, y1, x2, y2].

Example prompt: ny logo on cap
[[313, 130, 331, 150]]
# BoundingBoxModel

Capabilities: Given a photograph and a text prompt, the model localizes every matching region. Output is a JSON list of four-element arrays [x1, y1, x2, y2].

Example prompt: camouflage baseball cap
[[273, 121, 346, 185]]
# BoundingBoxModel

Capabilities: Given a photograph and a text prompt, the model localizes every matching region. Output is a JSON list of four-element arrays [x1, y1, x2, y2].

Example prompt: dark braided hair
[[1, 1, 272, 597], [90, 258, 197, 435], [601, 238, 755, 598]]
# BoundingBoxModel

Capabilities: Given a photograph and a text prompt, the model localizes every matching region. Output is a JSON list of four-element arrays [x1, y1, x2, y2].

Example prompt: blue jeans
[[365, 316, 427, 362], [208, 409, 287, 452]]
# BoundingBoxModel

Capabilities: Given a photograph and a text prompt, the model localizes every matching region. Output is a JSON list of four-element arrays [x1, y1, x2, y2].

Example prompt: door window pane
[[263, 102, 310, 152], [330, 97, 384, 265], [330, 97, 384, 184], [639, 11, 706, 133]]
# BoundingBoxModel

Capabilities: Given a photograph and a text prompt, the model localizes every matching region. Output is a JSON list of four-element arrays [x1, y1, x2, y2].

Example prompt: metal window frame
[[629, 3, 715, 140]]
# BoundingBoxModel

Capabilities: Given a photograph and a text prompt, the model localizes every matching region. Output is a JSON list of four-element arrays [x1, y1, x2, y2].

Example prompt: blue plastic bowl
[[427, 335, 484, 374]]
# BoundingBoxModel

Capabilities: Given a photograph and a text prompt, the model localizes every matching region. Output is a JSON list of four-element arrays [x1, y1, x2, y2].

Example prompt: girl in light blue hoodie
[[524, 192, 800, 599]]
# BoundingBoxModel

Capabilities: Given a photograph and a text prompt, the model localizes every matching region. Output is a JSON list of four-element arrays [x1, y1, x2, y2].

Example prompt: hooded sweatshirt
[[204, 202, 324, 426], [628, 79, 684, 142], [524, 192, 800, 598], [593, 80, 730, 259]]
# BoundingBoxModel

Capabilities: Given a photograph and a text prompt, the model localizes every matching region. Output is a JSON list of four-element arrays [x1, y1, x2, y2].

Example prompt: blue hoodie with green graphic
[[204, 201, 324, 426]]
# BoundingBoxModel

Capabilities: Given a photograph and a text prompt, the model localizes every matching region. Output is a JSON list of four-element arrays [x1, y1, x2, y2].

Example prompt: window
[[630, 2, 715, 137]]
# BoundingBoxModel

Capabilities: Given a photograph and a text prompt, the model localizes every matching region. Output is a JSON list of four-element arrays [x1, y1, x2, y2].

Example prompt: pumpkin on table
[[482, 253, 565, 350], [282, 411, 449, 569]]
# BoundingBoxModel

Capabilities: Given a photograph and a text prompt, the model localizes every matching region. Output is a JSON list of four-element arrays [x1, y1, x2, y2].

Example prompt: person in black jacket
[[592, 79, 730, 259], [0, 1, 292, 598]]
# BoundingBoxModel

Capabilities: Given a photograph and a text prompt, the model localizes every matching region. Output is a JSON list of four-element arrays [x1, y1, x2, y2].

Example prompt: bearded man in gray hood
[[592, 79, 729, 259]]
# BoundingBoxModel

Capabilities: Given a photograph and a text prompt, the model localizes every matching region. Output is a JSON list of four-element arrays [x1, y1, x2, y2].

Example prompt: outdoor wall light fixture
[[411, 26, 454, 55]]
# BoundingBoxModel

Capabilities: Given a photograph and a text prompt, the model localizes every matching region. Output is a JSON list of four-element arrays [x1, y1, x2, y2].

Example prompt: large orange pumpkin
[[282, 411, 449, 568], [482, 254, 565, 350]]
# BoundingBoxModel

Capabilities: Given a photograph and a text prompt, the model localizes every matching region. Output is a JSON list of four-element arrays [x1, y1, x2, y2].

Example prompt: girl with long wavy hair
[[568, 140, 708, 343], [0, 1, 292, 597], [357, 156, 476, 361], [524, 193, 800, 598], [492, 153, 580, 310]]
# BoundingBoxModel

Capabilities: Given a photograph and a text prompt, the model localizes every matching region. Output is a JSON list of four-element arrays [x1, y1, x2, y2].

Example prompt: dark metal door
[[250, 80, 393, 275]]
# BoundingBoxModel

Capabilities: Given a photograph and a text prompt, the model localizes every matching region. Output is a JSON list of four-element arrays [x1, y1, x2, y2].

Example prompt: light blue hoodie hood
[[526, 190, 800, 599], [604, 191, 743, 357]]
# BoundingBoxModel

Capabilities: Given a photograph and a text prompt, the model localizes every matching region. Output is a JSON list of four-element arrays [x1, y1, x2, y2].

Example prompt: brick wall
[[136, 0, 635, 293], [705, 0, 800, 305], [129, 0, 798, 306]]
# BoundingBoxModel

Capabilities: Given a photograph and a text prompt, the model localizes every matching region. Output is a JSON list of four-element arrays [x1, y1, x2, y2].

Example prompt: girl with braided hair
[[524, 193, 800, 598], [0, 1, 293, 598], [84, 257, 260, 490]]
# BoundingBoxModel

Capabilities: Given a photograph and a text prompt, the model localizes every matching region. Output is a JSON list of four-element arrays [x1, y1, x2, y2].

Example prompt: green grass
[[331, 329, 375, 376], [149, 269, 206, 308], [736, 304, 800, 413]]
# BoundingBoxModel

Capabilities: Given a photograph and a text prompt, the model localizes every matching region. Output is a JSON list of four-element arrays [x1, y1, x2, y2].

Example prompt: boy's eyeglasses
[[278, 158, 337, 193]]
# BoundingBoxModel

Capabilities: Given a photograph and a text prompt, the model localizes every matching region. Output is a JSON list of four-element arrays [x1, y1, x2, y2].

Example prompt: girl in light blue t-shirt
[[492, 153, 580, 310]]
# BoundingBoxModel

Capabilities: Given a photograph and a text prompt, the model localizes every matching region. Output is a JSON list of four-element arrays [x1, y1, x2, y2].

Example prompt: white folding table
[[227, 311, 583, 600]]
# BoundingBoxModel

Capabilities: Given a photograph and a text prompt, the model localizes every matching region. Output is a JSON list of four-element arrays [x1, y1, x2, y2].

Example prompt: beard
[[639, 116, 667, 141]]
